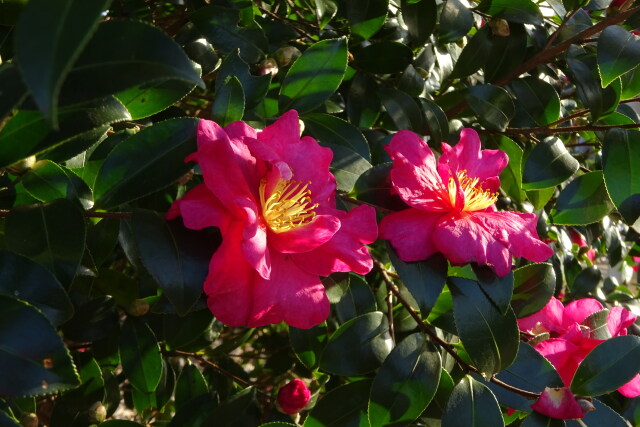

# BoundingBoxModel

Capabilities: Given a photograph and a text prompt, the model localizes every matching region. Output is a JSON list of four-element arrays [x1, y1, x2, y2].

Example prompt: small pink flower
[[277, 379, 311, 414], [518, 297, 640, 397], [530, 387, 589, 419], [567, 228, 595, 262], [379, 129, 553, 276], [168, 111, 377, 328]]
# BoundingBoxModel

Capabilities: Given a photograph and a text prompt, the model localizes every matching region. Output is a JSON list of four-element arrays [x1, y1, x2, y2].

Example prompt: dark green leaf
[[316, 0, 338, 29], [175, 363, 208, 411], [620, 67, 640, 99], [398, 65, 425, 96], [472, 264, 514, 314], [279, 38, 348, 114], [565, 399, 629, 427], [439, 0, 474, 43], [319, 312, 392, 375], [40, 125, 109, 164], [369, 333, 441, 427], [567, 56, 620, 121], [120, 317, 163, 393], [62, 296, 119, 342], [597, 25, 640, 87], [522, 137, 579, 190], [492, 135, 525, 203], [53, 353, 104, 414], [512, 263, 555, 318], [522, 412, 566, 426], [212, 75, 245, 127], [379, 88, 423, 132], [94, 118, 198, 209], [5, 199, 85, 288], [509, 77, 561, 127], [169, 393, 217, 427], [330, 274, 377, 323], [353, 163, 403, 211], [571, 335, 640, 396], [441, 375, 504, 427], [289, 322, 327, 370], [581, 309, 610, 339], [21, 160, 92, 209], [572, 265, 603, 296], [203, 387, 260, 426], [0, 295, 79, 397], [216, 51, 271, 109], [0, 64, 27, 120], [602, 129, 640, 225], [100, 421, 145, 426], [420, 99, 449, 144], [304, 380, 371, 427], [353, 42, 413, 75], [465, 84, 515, 131], [474, 0, 543, 25], [116, 80, 196, 120], [450, 26, 492, 80], [321, 142, 372, 192], [0, 250, 73, 326], [552, 171, 613, 225], [401, 0, 437, 47], [304, 113, 371, 161], [449, 277, 519, 375], [163, 309, 214, 349], [14, 0, 111, 125], [347, 72, 381, 128], [345, 0, 388, 39], [526, 187, 556, 210], [483, 24, 528, 84]]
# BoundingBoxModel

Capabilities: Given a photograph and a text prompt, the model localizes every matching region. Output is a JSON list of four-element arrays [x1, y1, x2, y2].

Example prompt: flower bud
[[277, 379, 311, 414], [127, 299, 150, 317], [87, 402, 107, 424], [274, 46, 302, 67], [258, 58, 278, 76], [6, 156, 36, 175], [489, 19, 510, 37], [19, 413, 38, 427]]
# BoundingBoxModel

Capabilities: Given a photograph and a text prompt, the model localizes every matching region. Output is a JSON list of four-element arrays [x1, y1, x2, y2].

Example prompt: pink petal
[[618, 374, 640, 397], [562, 299, 603, 330], [235, 198, 270, 279], [385, 130, 450, 211], [293, 205, 377, 276], [517, 297, 565, 334], [166, 184, 231, 231], [535, 338, 585, 386], [379, 208, 441, 262], [607, 306, 637, 337], [269, 215, 341, 254], [224, 120, 258, 141], [433, 211, 553, 277], [530, 387, 586, 419], [249, 251, 330, 329]]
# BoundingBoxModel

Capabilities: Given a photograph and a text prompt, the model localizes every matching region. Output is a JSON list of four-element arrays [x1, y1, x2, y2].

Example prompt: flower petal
[[535, 338, 584, 386], [385, 130, 450, 211], [607, 306, 637, 337], [379, 208, 441, 262], [618, 374, 640, 397], [562, 299, 603, 330], [530, 387, 586, 419], [166, 184, 230, 231], [269, 214, 341, 254], [235, 197, 270, 279], [517, 297, 565, 334]]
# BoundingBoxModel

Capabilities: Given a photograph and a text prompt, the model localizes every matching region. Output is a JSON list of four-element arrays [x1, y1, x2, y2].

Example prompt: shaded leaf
[[401, 0, 437, 46], [552, 171, 613, 225], [304, 113, 371, 161], [289, 322, 327, 370], [353, 42, 413, 75], [0, 64, 27, 120], [347, 72, 381, 128], [512, 263, 556, 318], [441, 375, 504, 427], [509, 77, 561, 127], [21, 160, 93, 209], [597, 25, 640, 87], [304, 380, 371, 427], [522, 137, 579, 190], [321, 142, 372, 193], [346, 0, 388, 40], [211, 75, 244, 127], [120, 317, 163, 393], [475, 0, 543, 25], [439, 0, 474, 43], [216, 51, 271, 109], [379, 88, 423, 132], [465, 84, 515, 131], [602, 129, 640, 226], [420, 99, 449, 144], [450, 26, 492, 80]]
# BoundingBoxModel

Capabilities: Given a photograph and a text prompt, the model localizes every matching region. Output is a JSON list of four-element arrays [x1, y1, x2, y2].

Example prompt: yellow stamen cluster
[[259, 178, 318, 233], [447, 170, 498, 212]]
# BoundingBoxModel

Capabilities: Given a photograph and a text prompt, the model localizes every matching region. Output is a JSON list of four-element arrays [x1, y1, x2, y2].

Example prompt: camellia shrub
[[1, 0, 640, 425]]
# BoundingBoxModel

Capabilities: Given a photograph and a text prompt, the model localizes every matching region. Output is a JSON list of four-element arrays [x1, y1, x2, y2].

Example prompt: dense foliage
[[1, 0, 640, 426]]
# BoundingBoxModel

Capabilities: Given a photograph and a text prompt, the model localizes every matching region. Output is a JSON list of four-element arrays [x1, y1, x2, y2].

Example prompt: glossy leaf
[[567, 56, 620, 121], [120, 317, 163, 393], [512, 263, 556, 318], [321, 141, 372, 192], [94, 118, 198, 209], [522, 412, 566, 426], [0, 251, 73, 326], [347, 72, 381, 128], [483, 23, 528, 84], [353, 42, 413, 75], [493, 135, 525, 203], [330, 274, 377, 323], [522, 137, 579, 190], [353, 163, 403, 211], [14, 0, 110, 125], [475, 0, 543, 25], [0, 64, 27, 120], [552, 171, 613, 225], [116, 80, 196, 120], [303, 113, 371, 161], [21, 160, 92, 209], [509, 77, 561, 127], [465, 84, 515, 131], [345, 0, 388, 40], [289, 322, 327, 370], [369, 333, 442, 427], [441, 375, 504, 427], [279, 38, 348, 114], [450, 26, 492, 80], [216, 51, 271, 109], [401, 0, 437, 46], [5, 199, 86, 288], [602, 129, 640, 226], [0, 295, 79, 397], [319, 312, 392, 375], [472, 264, 514, 315], [211, 75, 244, 127], [175, 363, 209, 410], [304, 380, 371, 427], [202, 387, 260, 426], [565, 399, 629, 427], [420, 99, 449, 144], [379, 88, 423, 132], [597, 25, 640, 87], [439, 0, 474, 43]]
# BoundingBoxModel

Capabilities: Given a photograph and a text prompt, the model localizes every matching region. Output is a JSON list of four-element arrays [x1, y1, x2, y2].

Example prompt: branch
[[0, 209, 132, 219], [487, 122, 640, 136]]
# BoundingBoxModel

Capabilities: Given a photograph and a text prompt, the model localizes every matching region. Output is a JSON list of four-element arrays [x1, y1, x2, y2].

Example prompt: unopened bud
[[6, 156, 36, 175], [489, 19, 510, 37], [127, 299, 150, 317], [88, 402, 107, 424], [19, 413, 38, 427], [577, 398, 595, 414], [274, 46, 302, 67], [258, 58, 278, 76]]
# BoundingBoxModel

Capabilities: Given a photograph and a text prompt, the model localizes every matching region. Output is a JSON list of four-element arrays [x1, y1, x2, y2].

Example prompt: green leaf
[[175, 363, 209, 411], [202, 387, 260, 426], [21, 160, 93, 209], [316, 0, 338, 29], [0, 64, 27, 120], [512, 263, 556, 318], [319, 312, 392, 375], [522, 137, 579, 190], [321, 142, 372, 193], [0, 295, 79, 397], [388, 249, 447, 317], [450, 26, 492, 80], [401, 0, 437, 47], [567, 56, 621, 121], [116, 80, 196, 120], [330, 274, 377, 323], [566, 399, 629, 427], [100, 421, 145, 426], [304, 113, 371, 161], [465, 85, 515, 131], [14, 0, 111, 125], [94, 118, 198, 209], [211, 75, 245, 127], [163, 309, 214, 350], [191, 5, 267, 63], [439, 0, 474, 43], [347, 72, 381, 128], [379, 88, 423, 132], [581, 309, 610, 339], [345, 0, 388, 40], [571, 335, 640, 396], [448, 277, 519, 375], [509, 77, 561, 127], [279, 38, 348, 114], [474, 0, 543, 25], [289, 322, 327, 370], [120, 317, 163, 393], [369, 333, 442, 427], [216, 51, 271, 109], [353, 42, 414, 75], [5, 199, 86, 288], [620, 67, 640, 99], [491, 135, 525, 203], [353, 163, 404, 211], [0, 96, 130, 169], [597, 26, 640, 88], [483, 23, 528, 84], [420, 99, 449, 144], [442, 375, 504, 427], [602, 129, 640, 226], [62, 296, 119, 343], [304, 380, 371, 427], [552, 171, 613, 225], [0, 250, 73, 326]]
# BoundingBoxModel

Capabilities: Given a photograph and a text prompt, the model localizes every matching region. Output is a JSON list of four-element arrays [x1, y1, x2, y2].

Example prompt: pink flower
[[168, 111, 377, 329], [530, 387, 590, 419], [379, 129, 553, 276], [518, 297, 640, 397], [567, 228, 595, 262], [277, 379, 311, 414]]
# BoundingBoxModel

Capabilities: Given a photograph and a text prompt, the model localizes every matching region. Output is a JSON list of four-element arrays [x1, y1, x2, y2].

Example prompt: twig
[[386, 285, 395, 344], [542, 8, 580, 52], [484, 122, 640, 136], [0, 209, 133, 219]]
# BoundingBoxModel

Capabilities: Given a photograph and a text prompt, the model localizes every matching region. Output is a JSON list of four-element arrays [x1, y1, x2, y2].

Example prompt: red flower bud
[[277, 379, 311, 414]]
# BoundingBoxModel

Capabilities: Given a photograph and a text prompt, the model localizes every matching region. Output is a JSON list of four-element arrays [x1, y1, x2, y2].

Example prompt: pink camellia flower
[[168, 111, 377, 329], [530, 387, 590, 419], [277, 379, 311, 414], [379, 129, 553, 276], [567, 228, 596, 262], [518, 297, 640, 397]]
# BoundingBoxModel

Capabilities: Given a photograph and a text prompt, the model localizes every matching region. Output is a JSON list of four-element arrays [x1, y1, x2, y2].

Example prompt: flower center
[[447, 170, 498, 212], [259, 178, 318, 233]]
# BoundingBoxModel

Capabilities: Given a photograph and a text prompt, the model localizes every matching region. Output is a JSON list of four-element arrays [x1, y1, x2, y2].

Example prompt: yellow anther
[[447, 170, 498, 212], [259, 178, 318, 233]]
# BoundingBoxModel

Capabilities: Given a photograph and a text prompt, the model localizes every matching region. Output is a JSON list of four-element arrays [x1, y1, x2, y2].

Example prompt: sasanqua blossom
[[168, 111, 377, 329], [380, 129, 553, 276]]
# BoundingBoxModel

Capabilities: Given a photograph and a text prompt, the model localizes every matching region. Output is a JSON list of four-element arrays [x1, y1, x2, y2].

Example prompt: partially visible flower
[[519, 297, 640, 397], [567, 228, 595, 262], [277, 379, 311, 414], [274, 46, 302, 67], [168, 111, 377, 328], [530, 387, 589, 419], [633, 256, 640, 272], [258, 58, 278, 76], [489, 18, 510, 37], [380, 129, 553, 276]]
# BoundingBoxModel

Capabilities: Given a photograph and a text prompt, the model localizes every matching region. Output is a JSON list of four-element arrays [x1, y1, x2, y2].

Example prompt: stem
[[486, 122, 640, 136], [542, 8, 580, 52], [386, 285, 395, 344], [0, 209, 132, 219]]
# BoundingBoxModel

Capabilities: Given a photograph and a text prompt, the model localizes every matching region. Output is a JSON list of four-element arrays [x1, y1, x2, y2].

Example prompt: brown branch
[[386, 285, 395, 344], [374, 260, 540, 401], [542, 8, 580, 52], [0, 209, 132, 219], [486, 122, 640, 136]]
